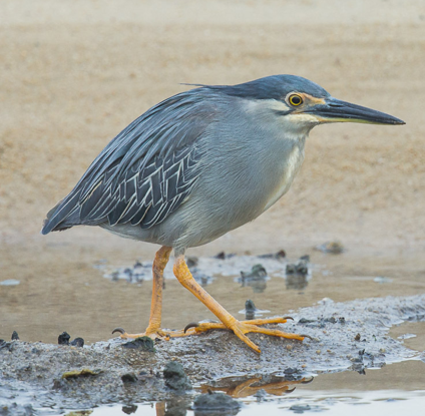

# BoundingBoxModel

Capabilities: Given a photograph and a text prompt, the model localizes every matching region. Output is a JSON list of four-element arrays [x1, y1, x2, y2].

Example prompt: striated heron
[[42, 75, 404, 353]]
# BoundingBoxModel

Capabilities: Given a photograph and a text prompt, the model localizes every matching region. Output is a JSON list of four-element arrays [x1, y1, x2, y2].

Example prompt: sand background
[[0, 0, 424, 344]]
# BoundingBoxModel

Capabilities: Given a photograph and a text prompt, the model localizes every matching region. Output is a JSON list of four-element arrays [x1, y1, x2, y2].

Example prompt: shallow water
[[2, 239, 425, 346], [1, 239, 424, 415], [76, 360, 425, 416], [89, 392, 425, 416]]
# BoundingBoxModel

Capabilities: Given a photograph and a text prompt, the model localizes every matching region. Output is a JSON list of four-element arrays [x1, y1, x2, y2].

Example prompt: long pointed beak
[[307, 97, 405, 125]]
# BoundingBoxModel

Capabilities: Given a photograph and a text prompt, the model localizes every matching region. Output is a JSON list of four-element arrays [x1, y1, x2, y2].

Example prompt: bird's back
[[41, 88, 219, 235]]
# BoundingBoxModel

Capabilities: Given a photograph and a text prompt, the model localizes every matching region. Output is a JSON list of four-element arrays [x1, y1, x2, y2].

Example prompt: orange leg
[[172, 255, 305, 353], [113, 246, 172, 339]]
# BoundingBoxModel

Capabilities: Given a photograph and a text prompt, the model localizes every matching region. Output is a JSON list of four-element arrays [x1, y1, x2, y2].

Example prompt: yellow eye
[[288, 94, 303, 106]]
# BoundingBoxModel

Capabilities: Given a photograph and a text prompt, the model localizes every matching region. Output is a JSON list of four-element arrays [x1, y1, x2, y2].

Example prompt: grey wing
[[41, 89, 216, 234]]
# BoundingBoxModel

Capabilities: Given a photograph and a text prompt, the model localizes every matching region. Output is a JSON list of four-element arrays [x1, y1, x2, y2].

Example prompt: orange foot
[[182, 316, 309, 353], [112, 327, 174, 341]]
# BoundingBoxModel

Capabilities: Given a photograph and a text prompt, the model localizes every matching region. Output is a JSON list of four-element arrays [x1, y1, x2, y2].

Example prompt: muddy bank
[[1, 295, 423, 412]]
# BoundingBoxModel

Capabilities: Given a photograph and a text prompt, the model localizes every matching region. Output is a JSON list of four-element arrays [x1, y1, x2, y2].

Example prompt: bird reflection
[[200, 374, 314, 398]]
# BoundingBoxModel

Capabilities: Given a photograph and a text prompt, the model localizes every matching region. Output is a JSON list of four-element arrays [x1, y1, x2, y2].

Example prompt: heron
[[42, 75, 404, 353]]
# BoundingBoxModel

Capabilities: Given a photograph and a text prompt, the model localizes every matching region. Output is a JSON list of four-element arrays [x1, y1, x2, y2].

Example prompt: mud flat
[[1, 294, 423, 413]]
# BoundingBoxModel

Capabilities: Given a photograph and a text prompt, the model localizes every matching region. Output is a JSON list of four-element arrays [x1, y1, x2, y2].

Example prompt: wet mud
[[1, 294, 423, 413]]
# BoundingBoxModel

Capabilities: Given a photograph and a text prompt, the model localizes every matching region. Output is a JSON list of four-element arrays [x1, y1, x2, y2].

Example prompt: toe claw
[[283, 316, 294, 321], [301, 377, 314, 384], [112, 327, 126, 335], [184, 322, 199, 333], [299, 334, 315, 341]]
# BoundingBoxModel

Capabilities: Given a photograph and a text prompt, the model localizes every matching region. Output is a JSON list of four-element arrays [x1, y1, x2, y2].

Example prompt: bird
[[42, 75, 405, 353]]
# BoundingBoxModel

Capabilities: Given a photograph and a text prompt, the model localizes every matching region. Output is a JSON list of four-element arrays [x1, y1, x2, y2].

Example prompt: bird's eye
[[288, 94, 303, 106]]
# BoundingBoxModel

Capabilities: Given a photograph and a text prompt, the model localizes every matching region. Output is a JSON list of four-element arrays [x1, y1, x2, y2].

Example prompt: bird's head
[[214, 75, 405, 135]]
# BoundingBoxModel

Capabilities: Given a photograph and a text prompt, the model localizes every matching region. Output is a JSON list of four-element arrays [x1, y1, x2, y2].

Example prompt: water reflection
[[200, 375, 314, 398], [237, 264, 269, 293], [284, 256, 311, 290], [285, 273, 309, 290], [148, 376, 314, 416]]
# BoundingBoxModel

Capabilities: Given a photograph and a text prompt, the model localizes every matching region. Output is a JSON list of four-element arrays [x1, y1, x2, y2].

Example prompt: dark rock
[[298, 318, 315, 324], [240, 264, 267, 280], [215, 251, 226, 260], [163, 361, 192, 391], [69, 337, 84, 348], [122, 336, 156, 352], [258, 250, 286, 260], [58, 332, 70, 345], [283, 367, 299, 375], [239, 264, 268, 293], [122, 404, 138, 414], [121, 373, 138, 383], [193, 391, 240, 412], [245, 299, 256, 320], [286, 257, 309, 276], [11, 331, 19, 340]]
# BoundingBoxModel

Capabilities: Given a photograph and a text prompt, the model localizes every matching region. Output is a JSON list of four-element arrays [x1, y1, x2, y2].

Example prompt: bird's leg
[[113, 245, 172, 340], [172, 255, 305, 353]]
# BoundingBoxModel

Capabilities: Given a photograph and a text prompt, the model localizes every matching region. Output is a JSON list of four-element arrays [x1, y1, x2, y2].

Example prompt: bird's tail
[[41, 191, 82, 235]]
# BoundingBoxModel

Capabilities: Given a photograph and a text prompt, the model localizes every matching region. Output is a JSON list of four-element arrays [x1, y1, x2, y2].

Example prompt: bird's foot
[[183, 316, 310, 353], [112, 327, 173, 341]]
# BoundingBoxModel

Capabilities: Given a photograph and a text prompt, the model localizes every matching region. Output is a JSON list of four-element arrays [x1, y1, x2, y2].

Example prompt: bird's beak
[[306, 97, 405, 125]]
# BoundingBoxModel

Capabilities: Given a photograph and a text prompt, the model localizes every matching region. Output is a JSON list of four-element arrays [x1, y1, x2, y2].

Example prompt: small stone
[[69, 337, 84, 348], [121, 373, 138, 383], [316, 350, 321, 354], [286, 345, 293, 351], [163, 361, 192, 390], [193, 391, 240, 411], [58, 332, 71, 345], [11, 331, 19, 340], [284, 368, 298, 375], [215, 251, 226, 260]]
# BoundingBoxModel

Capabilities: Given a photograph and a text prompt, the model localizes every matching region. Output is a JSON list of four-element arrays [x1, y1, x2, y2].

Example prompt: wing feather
[[41, 87, 218, 235]]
